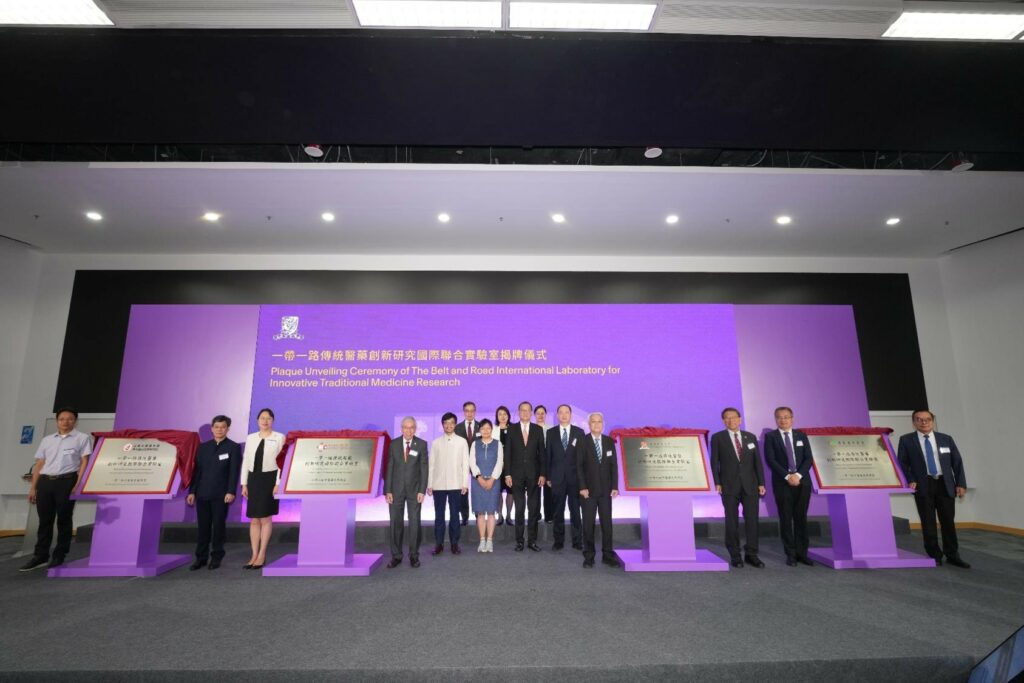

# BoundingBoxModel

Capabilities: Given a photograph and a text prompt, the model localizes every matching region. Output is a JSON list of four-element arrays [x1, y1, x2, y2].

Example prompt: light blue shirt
[[35, 430, 92, 476]]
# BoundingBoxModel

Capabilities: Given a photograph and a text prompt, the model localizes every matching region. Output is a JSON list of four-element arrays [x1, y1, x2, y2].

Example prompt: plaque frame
[[808, 432, 905, 491], [79, 437, 180, 496], [281, 437, 379, 495], [618, 434, 713, 493]]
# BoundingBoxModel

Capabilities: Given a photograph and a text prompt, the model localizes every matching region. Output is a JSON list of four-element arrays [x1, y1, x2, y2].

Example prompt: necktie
[[523, 424, 529, 445], [404, 441, 410, 463], [562, 428, 568, 449], [595, 437, 602, 463], [924, 436, 938, 477], [784, 432, 796, 471], [733, 433, 743, 461], [468, 421, 473, 438]]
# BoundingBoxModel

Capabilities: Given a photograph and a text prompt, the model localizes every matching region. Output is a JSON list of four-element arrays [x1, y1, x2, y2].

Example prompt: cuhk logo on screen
[[273, 315, 304, 341]]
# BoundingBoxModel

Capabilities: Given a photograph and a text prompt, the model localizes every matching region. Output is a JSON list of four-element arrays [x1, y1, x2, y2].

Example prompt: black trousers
[[459, 489, 469, 522], [582, 494, 613, 561], [195, 497, 230, 561], [550, 481, 582, 545], [773, 478, 811, 560], [914, 476, 959, 560], [511, 478, 541, 543], [388, 492, 423, 559], [542, 482, 555, 521], [722, 488, 760, 559], [34, 475, 77, 561]]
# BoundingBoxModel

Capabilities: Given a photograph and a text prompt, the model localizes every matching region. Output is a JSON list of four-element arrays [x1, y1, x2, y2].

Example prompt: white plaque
[[283, 438, 377, 494], [808, 434, 903, 489], [81, 438, 179, 495]]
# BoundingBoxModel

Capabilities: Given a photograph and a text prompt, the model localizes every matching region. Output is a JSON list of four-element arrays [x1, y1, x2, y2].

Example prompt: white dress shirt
[[428, 434, 470, 490], [35, 430, 93, 476], [242, 431, 285, 485], [917, 431, 942, 478]]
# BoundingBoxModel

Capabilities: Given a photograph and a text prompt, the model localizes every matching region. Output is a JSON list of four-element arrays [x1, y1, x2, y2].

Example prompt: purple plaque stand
[[262, 437, 385, 577], [50, 450, 189, 578], [616, 493, 730, 571]]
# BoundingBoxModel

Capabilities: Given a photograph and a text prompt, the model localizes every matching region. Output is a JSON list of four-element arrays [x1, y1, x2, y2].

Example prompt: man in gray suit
[[384, 417, 429, 568]]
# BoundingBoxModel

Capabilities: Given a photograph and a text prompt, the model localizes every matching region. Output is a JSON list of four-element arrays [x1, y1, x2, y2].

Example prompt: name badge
[[796, 440, 804, 447], [939, 447, 950, 454], [409, 450, 419, 457], [218, 453, 229, 461], [605, 450, 613, 457], [60, 447, 77, 456], [571, 438, 577, 446], [474, 433, 481, 438], [746, 442, 755, 450]]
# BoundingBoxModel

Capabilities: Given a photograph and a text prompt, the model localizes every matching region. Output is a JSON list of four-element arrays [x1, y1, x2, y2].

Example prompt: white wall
[[0, 251, 974, 528], [938, 230, 1024, 529]]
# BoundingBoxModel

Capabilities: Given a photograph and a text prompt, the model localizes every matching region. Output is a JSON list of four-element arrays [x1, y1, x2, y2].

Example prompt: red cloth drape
[[92, 429, 201, 489], [610, 427, 709, 439], [800, 426, 893, 436], [280, 430, 391, 473]]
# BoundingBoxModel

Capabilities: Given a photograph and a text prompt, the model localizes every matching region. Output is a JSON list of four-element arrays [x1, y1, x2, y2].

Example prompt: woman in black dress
[[241, 408, 285, 569], [494, 406, 513, 525]]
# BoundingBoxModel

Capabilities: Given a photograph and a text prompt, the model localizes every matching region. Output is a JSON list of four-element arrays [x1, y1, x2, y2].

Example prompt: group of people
[[20, 404, 970, 574]]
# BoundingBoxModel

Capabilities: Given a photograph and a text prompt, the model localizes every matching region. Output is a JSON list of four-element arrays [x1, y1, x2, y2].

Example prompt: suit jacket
[[384, 436, 429, 497], [454, 420, 481, 448], [575, 433, 618, 497], [188, 438, 242, 500], [896, 431, 966, 498], [710, 430, 765, 496], [502, 421, 546, 483], [763, 429, 814, 486], [546, 424, 586, 487]]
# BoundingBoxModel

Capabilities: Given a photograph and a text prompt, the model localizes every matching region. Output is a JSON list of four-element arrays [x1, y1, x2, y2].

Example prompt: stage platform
[[2, 526, 1022, 682]]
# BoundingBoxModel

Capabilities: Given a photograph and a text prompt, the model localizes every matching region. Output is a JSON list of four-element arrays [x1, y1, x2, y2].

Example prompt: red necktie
[[734, 433, 743, 461], [404, 441, 410, 462]]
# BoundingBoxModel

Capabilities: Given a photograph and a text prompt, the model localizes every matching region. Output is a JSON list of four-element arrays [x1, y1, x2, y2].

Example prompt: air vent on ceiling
[[654, 0, 900, 37], [101, 0, 357, 28]]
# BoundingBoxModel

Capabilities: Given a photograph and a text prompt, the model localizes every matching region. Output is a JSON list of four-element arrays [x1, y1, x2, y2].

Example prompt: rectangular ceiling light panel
[[883, 10, 1024, 40], [0, 0, 113, 25], [353, 0, 502, 28], [510, 2, 657, 30]]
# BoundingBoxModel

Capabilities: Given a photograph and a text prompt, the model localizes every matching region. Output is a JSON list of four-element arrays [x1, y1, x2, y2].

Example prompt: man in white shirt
[[453, 401, 478, 527], [428, 412, 469, 555], [20, 408, 92, 571]]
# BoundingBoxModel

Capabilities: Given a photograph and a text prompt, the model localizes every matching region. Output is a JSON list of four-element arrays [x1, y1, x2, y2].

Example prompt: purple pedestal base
[[49, 554, 190, 578], [620, 493, 730, 572], [262, 495, 382, 577], [812, 490, 935, 570]]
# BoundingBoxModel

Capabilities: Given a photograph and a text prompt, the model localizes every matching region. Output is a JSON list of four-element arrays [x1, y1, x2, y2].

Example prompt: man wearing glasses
[[896, 410, 970, 568]]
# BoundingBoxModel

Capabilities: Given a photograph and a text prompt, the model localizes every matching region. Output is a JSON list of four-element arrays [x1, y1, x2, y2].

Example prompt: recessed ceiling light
[[304, 144, 324, 158], [775, 215, 792, 225], [437, 212, 451, 223], [321, 212, 336, 222], [665, 214, 679, 225], [645, 146, 664, 159], [551, 213, 566, 224], [886, 217, 901, 226], [202, 212, 221, 222], [353, 0, 502, 28], [0, 0, 113, 25], [883, 8, 1024, 40], [510, 2, 657, 30], [85, 211, 102, 221]]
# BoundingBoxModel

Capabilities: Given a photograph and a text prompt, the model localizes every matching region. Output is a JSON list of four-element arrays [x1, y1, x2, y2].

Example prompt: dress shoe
[[552, 542, 564, 551], [452, 544, 462, 555], [249, 564, 264, 570], [933, 556, 944, 566], [786, 558, 798, 567], [431, 544, 444, 556], [602, 556, 621, 568], [730, 559, 744, 568], [545, 520, 553, 525], [47, 556, 66, 569], [745, 556, 765, 568], [527, 542, 541, 552], [583, 559, 594, 568], [496, 518, 505, 526], [797, 557, 813, 566], [189, 559, 207, 571], [947, 556, 971, 569], [387, 558, 402, 569], [515, 543, 525, 552], [460, 519, 468, 527], [19, 557, 48, 572], [572, 542, 583, 551], [410, 557, 420, 568], [208, 560, 221, 570], [243, 563, 254, 570]]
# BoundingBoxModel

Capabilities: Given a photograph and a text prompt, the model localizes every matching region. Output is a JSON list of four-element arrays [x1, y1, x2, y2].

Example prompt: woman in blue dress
[[469, 419, 504, 553]]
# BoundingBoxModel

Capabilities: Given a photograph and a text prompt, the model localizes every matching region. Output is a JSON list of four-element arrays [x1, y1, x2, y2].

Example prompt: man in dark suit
[[576, 412, 620, 568], [453, 401, 478, 527], [502, 401, 546, 551], [710, 407, 766, 568], [763, 406, 814, 567], [896, 409, 969, 568], [546, 404, 586, 550], [535, 405, 553, 524], [186, 415, 242, 570], [384, 416, 429, 568]]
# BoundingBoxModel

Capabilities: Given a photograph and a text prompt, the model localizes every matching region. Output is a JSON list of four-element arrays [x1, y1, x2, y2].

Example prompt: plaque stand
[[50, 472, 190, 578], [616, 493, 729, 571], [807, 490, 935, 569], [263, 496, 383, 576]]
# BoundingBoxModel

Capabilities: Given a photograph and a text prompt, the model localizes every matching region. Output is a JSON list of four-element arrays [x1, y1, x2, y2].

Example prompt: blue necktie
[[784, 432, 797, 471], [562, 428, 568, 450], [924, 436, 938, 477], [595, 438, 602, 463]]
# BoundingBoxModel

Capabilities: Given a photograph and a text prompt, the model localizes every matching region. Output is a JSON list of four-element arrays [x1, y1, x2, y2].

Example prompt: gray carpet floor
[[1, 526, 1021, 682]]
